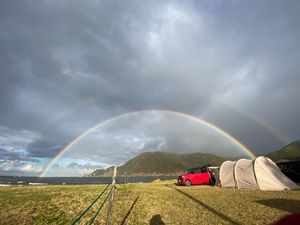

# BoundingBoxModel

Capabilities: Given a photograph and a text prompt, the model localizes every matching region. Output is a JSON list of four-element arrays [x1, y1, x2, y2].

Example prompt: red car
[[177, 166, 216, 186]]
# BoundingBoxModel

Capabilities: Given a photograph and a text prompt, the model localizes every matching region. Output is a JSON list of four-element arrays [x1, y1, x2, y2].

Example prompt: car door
[[194, 168, 203, 184], [201, 172, 210, 184], [196, 168, 210, 184]]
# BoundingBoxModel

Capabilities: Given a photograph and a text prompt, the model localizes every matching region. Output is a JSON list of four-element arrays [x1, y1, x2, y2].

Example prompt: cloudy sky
[[0, 1, 299, 176]]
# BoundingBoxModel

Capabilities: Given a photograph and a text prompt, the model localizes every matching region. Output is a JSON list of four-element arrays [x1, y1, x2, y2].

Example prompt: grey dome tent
[[219, 156, 299, 190], [235, 159, 259, 189], [219, 161, 236, 188]]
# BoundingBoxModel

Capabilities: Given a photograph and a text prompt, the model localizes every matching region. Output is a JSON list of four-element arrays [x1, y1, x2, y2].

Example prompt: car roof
[[188, 165, 209, 170]]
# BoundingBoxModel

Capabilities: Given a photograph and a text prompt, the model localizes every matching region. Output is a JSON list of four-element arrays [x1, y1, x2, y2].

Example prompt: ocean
[[0, 175, 177, 185]]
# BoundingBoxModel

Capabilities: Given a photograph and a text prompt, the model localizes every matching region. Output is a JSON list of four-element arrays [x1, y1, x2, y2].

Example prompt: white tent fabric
[[220, 156, 299, 190], [219, 161, 236, 188], [254, 156, 299, 190], [235, 159, 258, 189]]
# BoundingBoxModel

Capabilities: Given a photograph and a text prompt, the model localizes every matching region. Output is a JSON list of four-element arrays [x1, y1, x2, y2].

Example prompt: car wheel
[[185, 179, 191, 186]]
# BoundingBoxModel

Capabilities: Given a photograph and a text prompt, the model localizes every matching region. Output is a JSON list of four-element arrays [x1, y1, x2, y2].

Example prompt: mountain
[[90, 151, 225, 176], [266, 140, 300, 161], [89, 141, 300, 176]]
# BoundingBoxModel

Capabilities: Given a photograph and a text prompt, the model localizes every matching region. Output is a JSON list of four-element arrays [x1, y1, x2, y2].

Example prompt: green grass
[[0, 181, 300, 225]]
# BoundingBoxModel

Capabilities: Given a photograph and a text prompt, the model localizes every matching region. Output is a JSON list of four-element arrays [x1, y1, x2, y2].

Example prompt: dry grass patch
[[0, 182, 299, 225]]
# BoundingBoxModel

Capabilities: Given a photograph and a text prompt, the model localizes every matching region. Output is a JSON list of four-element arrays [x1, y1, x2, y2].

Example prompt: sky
[[0, 0, 300, 176]]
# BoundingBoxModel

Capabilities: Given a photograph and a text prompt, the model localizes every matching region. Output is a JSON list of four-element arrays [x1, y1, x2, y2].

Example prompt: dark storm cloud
[[0, 0, 300, 173], [0, 147, 39, 162]]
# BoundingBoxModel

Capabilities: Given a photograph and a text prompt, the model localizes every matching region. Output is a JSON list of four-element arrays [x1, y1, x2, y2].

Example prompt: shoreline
[[0, 175, 177, 186]]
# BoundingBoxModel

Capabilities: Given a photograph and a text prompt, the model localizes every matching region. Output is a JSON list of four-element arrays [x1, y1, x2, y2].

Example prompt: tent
[[219, 161, 236, 188], [235, 159, 259, 189], [219, 156, 299, 190]]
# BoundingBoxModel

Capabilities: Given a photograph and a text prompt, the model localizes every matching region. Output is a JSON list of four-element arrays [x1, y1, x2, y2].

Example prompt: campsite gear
[[219, 156, 299, 190]]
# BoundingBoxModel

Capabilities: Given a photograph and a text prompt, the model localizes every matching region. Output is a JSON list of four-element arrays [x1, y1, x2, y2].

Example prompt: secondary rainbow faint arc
[[211, 97, 289, 145], [40, 109, 256, 177]]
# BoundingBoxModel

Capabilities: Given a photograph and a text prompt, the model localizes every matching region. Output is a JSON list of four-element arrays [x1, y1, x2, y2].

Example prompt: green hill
[[91, 151, 225, 176], [266, 140, 300, 161], [89, 141, 300, 176]]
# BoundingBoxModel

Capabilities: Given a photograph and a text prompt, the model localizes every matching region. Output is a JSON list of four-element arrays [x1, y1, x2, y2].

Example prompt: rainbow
[[39, 110, 256, 177], [212, 97, 289, 145]]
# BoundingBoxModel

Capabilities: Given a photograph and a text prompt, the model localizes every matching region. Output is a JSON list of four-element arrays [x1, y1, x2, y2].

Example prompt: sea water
[[0, 175, 177, 185]]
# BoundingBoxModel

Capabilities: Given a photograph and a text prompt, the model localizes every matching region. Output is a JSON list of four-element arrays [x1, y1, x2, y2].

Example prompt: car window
[[201, 168, 208, 173], [186, 167, 209, 174], [195, 168, 202, 173]]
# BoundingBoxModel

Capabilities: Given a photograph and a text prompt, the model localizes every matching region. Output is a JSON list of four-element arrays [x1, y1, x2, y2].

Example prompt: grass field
[[0, 180, 300, 225]]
